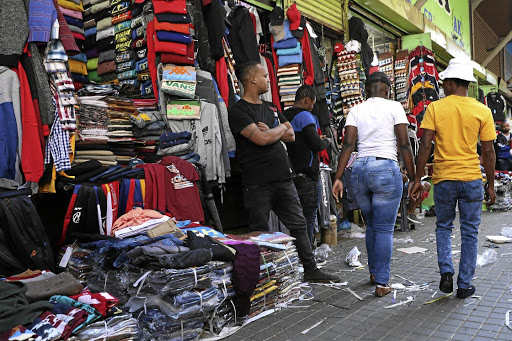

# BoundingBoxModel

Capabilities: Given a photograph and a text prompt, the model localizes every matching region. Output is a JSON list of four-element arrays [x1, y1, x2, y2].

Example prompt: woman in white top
[[332, 72, 420, 297]]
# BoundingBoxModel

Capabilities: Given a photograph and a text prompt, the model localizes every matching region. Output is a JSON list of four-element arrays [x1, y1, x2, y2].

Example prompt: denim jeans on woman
[[434, 179, 483, 289], [350, 157, 403, 285]]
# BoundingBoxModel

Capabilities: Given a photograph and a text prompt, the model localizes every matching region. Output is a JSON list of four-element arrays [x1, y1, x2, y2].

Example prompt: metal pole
[[482, 30, 512, 67]]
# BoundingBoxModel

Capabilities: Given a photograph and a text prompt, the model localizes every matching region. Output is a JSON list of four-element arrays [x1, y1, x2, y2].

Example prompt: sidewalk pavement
[[224, 211, 512, 341]]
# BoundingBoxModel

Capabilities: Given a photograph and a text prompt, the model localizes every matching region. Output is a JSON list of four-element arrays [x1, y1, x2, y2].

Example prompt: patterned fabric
[[45, 99, 71, 171]]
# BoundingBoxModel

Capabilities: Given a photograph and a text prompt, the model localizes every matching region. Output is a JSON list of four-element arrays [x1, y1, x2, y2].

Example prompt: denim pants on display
[[434, 179, 483, 289], [350, 157, 403, 285], [243, 179, 317, 272], [293, 176, 320, 247]]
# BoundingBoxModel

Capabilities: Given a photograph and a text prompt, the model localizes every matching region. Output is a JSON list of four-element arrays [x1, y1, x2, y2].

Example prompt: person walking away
[[284, 85, 330, 247], [228, 61, 340, 283], [332, 72, 418, 297], [411, 57, 496, 299], [496, 121, 512, 171]]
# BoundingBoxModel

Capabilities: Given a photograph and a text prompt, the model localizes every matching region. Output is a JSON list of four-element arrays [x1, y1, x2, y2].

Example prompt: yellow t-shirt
[[420, 95, 495, 184]]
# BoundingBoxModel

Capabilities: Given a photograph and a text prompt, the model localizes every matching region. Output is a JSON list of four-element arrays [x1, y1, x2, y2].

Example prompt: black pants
[[242, 179, 317, 272], [293, 176, 320, 248], [497, 159, 512, 171]]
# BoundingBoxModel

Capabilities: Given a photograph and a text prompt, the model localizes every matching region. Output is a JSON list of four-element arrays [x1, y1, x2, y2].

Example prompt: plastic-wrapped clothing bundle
[[69, 313, 138, 340], [128, 248, 213, 269], [139, 310, 207, 341]]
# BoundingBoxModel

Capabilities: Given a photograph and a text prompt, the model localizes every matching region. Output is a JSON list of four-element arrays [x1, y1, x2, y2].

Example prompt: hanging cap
[[270, 7, 284, 26], [366, 71, 391, 87], [286, 3, 301, 30], [334, 43, 344, 53], [291, 16, 306, 39], [439, 57, 477, 83]]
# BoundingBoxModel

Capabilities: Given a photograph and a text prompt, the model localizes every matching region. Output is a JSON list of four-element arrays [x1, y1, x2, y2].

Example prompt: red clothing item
[[215, 58, 230, 107], [154, 36, 189, 55], [138, 164, 168, 213], [158, 156, 204, 222], [69, 289, 119, 316], [317, 127, 329, 164], [153, 0, 187, 14], [160, 41, 195, 65], [53, 0, 80, 54], [60, 184, 80, 245], [300, 31, 314, 86], [12, 62, 44, 183], [263, 55, 281, 112], [146, 20, 159, 102]]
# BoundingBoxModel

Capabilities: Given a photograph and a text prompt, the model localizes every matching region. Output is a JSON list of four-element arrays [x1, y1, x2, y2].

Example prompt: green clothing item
[[0, 281, 53, 333], [88, 70, 101, 82], [87, 57, 98, 71]]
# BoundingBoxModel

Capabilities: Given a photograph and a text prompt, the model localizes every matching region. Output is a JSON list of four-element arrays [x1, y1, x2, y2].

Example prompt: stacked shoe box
[[394, 50, 409, 112], [378, 52, 394, 100]]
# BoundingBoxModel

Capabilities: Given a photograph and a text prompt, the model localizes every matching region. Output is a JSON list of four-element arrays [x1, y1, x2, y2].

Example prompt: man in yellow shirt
[[411, 57, 496, 299]]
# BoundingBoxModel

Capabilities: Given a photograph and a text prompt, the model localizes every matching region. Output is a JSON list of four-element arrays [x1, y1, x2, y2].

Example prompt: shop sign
[[405, 0, 470, 55]]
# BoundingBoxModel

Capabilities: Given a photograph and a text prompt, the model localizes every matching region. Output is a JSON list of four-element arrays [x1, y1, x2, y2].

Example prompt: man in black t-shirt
[[228, 61, 340, 283]]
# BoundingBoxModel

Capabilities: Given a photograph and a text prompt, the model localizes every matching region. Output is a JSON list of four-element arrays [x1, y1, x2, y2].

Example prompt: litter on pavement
[[396, 246, 428, 254]]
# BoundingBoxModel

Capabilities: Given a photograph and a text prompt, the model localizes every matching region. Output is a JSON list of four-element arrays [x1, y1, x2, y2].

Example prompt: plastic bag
[[393, 236, 413, 244], [476, 249, 498, 267], [314, 244, 332, 263], [501, 227, 512, 238], [345, 246, 362, 267]]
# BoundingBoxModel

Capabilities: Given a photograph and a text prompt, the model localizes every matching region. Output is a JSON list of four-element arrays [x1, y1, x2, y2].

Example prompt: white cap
[[439, 57, 477, 83]]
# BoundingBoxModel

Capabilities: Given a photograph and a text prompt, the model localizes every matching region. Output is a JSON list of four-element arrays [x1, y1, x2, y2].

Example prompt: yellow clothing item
[[57, 0, 84, 12], [140, 179, 145, 203], [421, 95, 495, 184], [68, 59, 88, 76]]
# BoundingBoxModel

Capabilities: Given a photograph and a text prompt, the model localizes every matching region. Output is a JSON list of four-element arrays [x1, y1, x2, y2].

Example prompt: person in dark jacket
[[284, 85, 329, 246], [496, 121, 512, 171]]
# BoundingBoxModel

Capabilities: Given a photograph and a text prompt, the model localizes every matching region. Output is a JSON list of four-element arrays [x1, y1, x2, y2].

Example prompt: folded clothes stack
[[83, 0, 99, 83], [0, 271, 135, 340], [104, 96, 136, 142], [276, 64, 301, 110], [130, 1, 153, 96], [151, 0, 194, 66], [111, 0, 135, 87], [157, 131, 193, 156], [92, 0, 115, 84], [60, 0, 88, 85], [77, 95, 109, 142]]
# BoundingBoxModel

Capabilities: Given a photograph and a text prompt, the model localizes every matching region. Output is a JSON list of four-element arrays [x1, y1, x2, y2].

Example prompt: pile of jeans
[[79, 233, 239, 339], [58, 246, 93, 281], [205, 262, 237, 334]]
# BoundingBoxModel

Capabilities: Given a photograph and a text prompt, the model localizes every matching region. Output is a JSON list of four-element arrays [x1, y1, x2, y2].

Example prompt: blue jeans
[[350, 157, 403, 285], [293, 176, 320, 247], [434, 179, 483, 289]]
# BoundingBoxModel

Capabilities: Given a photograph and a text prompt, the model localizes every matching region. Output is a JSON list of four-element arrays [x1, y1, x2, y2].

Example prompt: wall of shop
[[472, 10, 501, 78]]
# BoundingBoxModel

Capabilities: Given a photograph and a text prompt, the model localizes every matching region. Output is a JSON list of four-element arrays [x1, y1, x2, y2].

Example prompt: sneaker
[[407, 213, 422, 224], [304, 269, 341, 283], [375, 284, 392, 297], [457, 285, 476, 299], [439, 272, 453, 293]]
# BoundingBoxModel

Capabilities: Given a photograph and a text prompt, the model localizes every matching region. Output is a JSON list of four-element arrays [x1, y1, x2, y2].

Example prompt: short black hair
[[365, 71, 391, 87], [294, 85, 316, 102], [445, 78, 470, 88], [236, 61, 261, 85]]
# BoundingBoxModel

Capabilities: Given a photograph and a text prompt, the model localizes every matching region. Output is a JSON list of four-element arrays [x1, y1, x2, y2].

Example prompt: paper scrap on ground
[[345, 287, 363, 301], [452, 250, 461, 255], [424, 292, 453, 304], [391, 283, 406, 290], [384, 296, 414, 308], [486, 235, 512, 244], [506, 310, 512, 330], [301, 319, 325, 334], [397, 246, 428, 254]]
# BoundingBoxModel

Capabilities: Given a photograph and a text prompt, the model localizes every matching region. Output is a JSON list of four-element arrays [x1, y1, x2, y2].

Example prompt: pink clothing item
[[112, 208, 165, 232], [59, 6, 83, 20]]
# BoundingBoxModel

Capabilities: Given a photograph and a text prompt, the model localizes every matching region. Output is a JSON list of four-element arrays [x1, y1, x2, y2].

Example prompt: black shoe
[[304, 269, 341, 283], [407, 214, 422, 224], [457, 285, 475, 299], [439, 272, 453, 293]]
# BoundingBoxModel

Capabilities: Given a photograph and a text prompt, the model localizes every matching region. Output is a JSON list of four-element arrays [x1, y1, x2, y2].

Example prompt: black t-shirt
[[228, 99, 293, 185]]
